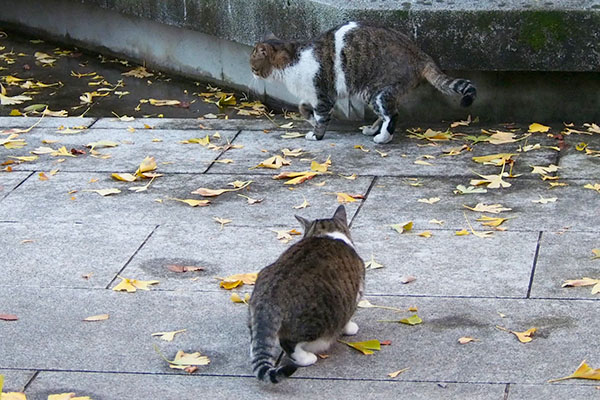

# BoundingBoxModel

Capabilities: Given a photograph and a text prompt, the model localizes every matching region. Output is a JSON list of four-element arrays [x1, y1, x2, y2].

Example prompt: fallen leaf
[[365, 254, 384, 270], [472, 153, 515, 166], [48, 393, 91, 400], [584, 183, 600, 193], [122, 66, 154, 78], [471, 172, 511, 189], [0, 314, 18, 321], [354, 144, 370, 152], [497, 326, 537, 343], [455, 229, 470, 236], [311, 157, 331, 173], [529, 123, 550, 133], [169, 350, 210, 370], [339, 339, 381, 355], [214, 217, 232, 230], [148, 98, 181, 107], [530, 164, 560, 175], [417, 197, 440, 204], [532, 196, 557, 204], [0, 392, 27, 400], [280, 122, 294, 129], [84, 188, 121, 196], [417, 231, 432, 238], [113, 276, 159, 292], [151, 329, 187, 342], [281, 148, 303, 157], [429, 219, 445, 226], [464, 203, 512, 214], [135, 156, 157, 177], [111, 173, 137, 182], [280, 131, 305, 139], [454, 184, 487, 195], [562, 277, 600, 295], [87, 140, 119, 150], [180, 136, 210, 146], [293, 195, 310, 209], [83, 314, 109, 322], [548, 360, 600, 383], [253, 155, 290, 169], [400, 276, 416, 284], [220, 280, 243, 290], [271, 228, 302, 243], [230, 293, 251, 303], [273, 171, 318, 185], [167, 265, 204, 273], [458, 337, 479, 344], [476, 216, 508, 227], [221, 272, 258, 285], [414, 159, 433, 166], [38, 173, 48, 182], [487, 130, 519, 145], [336, 192, 361, 204], [592, 249, 600, 260], [399, 315, 423, 325], [357, 299, 406, 312], [391, 221, 413, 234], [237, 194, 263, 204], [388, 368, 410, 378], [170, 198, 210, 207]]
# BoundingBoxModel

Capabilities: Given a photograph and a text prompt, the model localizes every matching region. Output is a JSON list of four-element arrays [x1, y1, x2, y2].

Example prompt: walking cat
[[250, 21, 476, 144], [248, 205, 365, 383]]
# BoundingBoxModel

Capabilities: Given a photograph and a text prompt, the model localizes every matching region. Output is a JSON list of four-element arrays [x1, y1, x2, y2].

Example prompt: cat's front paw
[[361, 125, 379, 136], [373, 131, 393, 144], [305, 131, 320, 141], [291, 350, 318, 367], [342, 321, 359, 336]]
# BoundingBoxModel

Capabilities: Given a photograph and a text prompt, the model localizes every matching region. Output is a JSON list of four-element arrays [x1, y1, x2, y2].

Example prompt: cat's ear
[[295, 214, 312, 232], [333, 205, 348, 225], [264, 32, 278, 41]]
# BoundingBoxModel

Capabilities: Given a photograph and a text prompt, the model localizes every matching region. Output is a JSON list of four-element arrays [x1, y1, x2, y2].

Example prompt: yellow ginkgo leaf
[[497, 326, 536, 343], [84, 188, 121, 196], [417, 197, 440, 205], [170, 198, 211, 207], [310, 157, 331, 173], [1, 393, 28, 400], [148, 98, 181, 107], [169, 350, 210, 369], [48, 393, 91, 400], [529, 123, 550, 133], [135, 156, 157, 176], [548, 360, 600, 383], [230, 293, 251, 303], [111, 173, 137, 182], [464, 203, 512, 214], [281, 148, 303, 157], [472, 153, 515, 166], [214, 217, 232, 230], [83, 314, 109, 322], [354, 145, 369, 152], [113, 276, 159, 292], [476, 216, 508, 227], [180, 136, 210, 146], [417, 231, 432, 238], [388, 368, 409, 378], [222, 273, 258, 285], [339, 339, 381, 355], [458, 337, 479, 344], [254, 155, 290, 169], [562, 277, 600, 295], [365, 254, 384, 270], [391, 221, 413, 234], [293, 195, 310, 209], [336, 192, 358, 204], [151, 329, 187, 342], [220, 280, 243, 290], [399, 314, 423, 325], [51, 146, 76, 157]]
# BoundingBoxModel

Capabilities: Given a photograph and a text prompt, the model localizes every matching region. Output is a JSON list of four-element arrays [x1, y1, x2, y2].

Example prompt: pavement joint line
[[21, 370, 40, 393], [1, 171, 35, 201], [503, 383, 511, 400], [104, 224, 160, 290], [526, 231, 544, 299], [349, 176, 378, 229], [203, 129, 242, 174]]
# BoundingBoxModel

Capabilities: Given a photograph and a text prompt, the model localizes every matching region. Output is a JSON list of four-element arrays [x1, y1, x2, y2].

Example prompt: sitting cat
[[250, 21, 476, 144], [248, 205, 365, 383]]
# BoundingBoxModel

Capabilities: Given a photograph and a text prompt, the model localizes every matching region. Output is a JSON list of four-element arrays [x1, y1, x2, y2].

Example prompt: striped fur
[[422, 62, 477, 107]]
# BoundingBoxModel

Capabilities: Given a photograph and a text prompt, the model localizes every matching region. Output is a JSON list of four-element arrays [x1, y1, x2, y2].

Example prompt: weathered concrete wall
[[1, 0, 599, 122]]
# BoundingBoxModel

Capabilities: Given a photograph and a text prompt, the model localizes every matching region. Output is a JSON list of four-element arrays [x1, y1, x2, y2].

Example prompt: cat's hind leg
[[342, 320, 359, 336], [370, 87, 400, 144], [361, 117, 382, 136]]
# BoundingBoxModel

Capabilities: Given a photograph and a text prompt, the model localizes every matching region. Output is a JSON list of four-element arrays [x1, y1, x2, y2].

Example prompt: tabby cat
[[250, 21, 476, 144], [248, 205, 365, 383]]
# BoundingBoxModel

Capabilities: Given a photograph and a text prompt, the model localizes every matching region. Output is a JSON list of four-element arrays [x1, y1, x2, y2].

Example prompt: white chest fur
[[279, 48, 320, 106]]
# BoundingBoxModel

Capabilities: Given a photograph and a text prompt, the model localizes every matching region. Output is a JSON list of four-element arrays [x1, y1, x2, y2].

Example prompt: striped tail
[[422, 62, 477, 107], [250, 307, 297, 383]]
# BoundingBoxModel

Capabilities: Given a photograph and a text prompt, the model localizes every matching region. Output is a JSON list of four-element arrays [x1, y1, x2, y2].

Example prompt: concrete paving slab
[[353, 228, 539, 298], [558, 133, 600, 179], [351, 176, 600, 232], [24, 371, 506, 400], [508, 383, 600, 400], [530, 231, 600, 300], [0, 369, 35, 392], [0, 222, 155, 289], [208, 129, 558, 178], [0, 171, 32, 201], [0, 117, 97, 129], [1, 128, 238, 173], [1, 288, 598, 385], [0, 172, 371, 226], [91, 117, 302, 131], [120, 224, 539, 298]]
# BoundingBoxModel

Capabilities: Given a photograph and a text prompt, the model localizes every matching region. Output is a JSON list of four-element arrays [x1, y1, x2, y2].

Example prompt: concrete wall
[[1, 0, 599, 122]]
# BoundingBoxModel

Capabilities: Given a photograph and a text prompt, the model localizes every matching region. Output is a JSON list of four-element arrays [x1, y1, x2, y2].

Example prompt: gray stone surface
[[0, 222, 155, 289], [0, 117, 97, 129], [25, 372, 506, 400], [531, 231, 600, 299], [1, 288, 598, 385], [0, 369, 35, 392], [0, 118, 598, 397], [508, 383, 600, 399], [351, 176, 600, 232]]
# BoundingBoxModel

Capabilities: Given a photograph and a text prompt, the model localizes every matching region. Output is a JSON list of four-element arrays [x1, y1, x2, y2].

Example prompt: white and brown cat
[[250, 21, 476, 144], [248, 206, 364, 383]]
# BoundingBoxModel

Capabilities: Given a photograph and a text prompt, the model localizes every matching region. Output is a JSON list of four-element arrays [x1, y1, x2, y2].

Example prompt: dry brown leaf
[[83, 314, 109, 322]]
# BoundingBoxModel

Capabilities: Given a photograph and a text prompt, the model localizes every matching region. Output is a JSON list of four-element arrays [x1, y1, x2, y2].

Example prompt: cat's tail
[[422, 62, 477, 107], [250, 306, 298, 383]]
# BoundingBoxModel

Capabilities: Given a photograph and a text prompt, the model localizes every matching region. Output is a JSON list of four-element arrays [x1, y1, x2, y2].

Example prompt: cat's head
[[295, 205, 352, 240], [250, 38, 295, 79]]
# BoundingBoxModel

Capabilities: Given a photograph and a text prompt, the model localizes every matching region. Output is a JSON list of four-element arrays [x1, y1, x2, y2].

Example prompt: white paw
[[361, 125, 379, 136], [373, 131, 393, 144], [305, 131, 318, 141], [292, 350, 318, 367], [342, 321, 359, 336]]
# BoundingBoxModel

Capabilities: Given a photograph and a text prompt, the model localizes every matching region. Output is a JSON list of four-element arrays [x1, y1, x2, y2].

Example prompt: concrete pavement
[[0, 115, 599, 399]]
